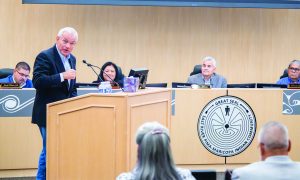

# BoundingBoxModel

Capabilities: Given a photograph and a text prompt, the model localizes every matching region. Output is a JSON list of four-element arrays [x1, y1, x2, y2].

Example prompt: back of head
[[135, 122, 180, 180], [258, 121, 289, 152]]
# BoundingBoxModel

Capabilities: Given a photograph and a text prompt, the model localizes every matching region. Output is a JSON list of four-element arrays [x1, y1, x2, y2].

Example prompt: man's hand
[[63, 69, 76, 80]]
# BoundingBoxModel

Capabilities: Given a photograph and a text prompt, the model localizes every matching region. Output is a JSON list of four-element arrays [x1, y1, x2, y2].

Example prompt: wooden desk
[[171, 89, 300, 171]]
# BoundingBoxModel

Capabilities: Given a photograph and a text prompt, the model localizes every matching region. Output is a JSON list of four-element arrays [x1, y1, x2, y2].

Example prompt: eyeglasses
[[16, 70, 30, 78], [288, 67, 300, 72]]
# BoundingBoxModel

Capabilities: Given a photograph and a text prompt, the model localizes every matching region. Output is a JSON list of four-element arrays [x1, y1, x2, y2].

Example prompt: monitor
[[128, 68, 149, 89], [172, 82, 192, 88], [227, 83, 256, 88], [256, 83, 287, 89]]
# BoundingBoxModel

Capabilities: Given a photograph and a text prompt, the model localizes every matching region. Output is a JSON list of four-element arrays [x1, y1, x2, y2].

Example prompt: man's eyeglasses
[[288, 67, 300, 72], [16, 70, 30, 78]]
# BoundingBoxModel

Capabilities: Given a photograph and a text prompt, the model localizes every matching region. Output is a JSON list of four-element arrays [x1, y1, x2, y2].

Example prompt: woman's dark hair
[[99, 61, 119, 82]]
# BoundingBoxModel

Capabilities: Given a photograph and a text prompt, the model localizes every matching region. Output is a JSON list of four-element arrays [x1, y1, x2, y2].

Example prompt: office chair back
[[279, 69, 288, 79], [190, 65, 202, 76], [0, 68, 13, 79], [191, 169, 216, 180]]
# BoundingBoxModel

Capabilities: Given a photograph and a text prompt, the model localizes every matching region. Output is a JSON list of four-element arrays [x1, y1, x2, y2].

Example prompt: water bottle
[[98, 81, 112, 93]]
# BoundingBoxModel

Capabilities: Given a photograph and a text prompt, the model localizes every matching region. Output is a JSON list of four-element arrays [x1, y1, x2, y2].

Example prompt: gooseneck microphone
[[82, 60, 104, 82], [82, 60, 122, 90]]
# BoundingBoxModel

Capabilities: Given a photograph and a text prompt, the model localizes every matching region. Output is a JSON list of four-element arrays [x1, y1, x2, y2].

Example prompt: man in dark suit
[[32, 27, 78, 180]]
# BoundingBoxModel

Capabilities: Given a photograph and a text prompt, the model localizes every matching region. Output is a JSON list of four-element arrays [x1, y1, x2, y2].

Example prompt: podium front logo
[[198, 96, 256, 157]]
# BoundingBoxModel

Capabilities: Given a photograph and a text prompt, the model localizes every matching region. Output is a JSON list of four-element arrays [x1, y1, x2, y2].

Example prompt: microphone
[[82, 60, 103, 82], [82, 60, 122, 90]]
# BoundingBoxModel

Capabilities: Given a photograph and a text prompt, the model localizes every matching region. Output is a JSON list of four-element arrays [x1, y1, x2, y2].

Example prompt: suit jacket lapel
[[68, 58, 75, 92]]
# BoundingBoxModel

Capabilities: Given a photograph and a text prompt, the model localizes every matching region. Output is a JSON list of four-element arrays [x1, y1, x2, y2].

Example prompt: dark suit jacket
[[32, 45, 77, 127]]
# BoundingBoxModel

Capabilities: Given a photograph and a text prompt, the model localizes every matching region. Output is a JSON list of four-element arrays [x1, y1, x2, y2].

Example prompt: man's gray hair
[[57, 27, 78, 41], [202, 56, 217, 67], [289, 59, 300, 67], [258, 121, 289, 150]]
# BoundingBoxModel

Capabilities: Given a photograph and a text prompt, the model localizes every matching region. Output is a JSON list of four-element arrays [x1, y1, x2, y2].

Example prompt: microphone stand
[[83, 60, 104, 83]]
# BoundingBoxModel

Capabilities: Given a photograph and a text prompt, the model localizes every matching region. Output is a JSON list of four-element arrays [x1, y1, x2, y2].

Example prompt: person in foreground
[[277, 60, 300, 85], [32, 27, 78, 180], [116, 121, 195, 180], [231, 121, 300, 180], [187, 56, 227, 88], [0, 61, 33, 88], [93, 61, 124, 88]]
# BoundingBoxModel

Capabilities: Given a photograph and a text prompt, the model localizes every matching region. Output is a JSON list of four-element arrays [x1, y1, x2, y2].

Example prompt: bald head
[[258, 121, 290, 160]]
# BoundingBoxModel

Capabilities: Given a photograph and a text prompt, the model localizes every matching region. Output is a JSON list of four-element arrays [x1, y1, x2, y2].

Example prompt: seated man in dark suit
[[0, 61, 33, 88], [232, 121, 300, 180], [187, 56, 227, 88], [277, 60, 300, 85]]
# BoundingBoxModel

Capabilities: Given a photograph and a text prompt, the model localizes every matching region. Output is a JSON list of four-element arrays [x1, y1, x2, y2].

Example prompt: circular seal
[[198, 95, 256, 157]]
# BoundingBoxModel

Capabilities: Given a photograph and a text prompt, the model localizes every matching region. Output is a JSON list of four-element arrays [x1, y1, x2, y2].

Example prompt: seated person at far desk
[[93, 61, 123, 88], [277, 60, 300, 85], [0, 61, 33, 88], [187, 56, 227, 88]]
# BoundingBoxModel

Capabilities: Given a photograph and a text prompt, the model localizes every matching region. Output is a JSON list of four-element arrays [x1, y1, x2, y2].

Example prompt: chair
[[279, 69, 288, 79], [190, 64, 202, 76], [224, 169, 233, 180], [0, 68, 13, 79], [145, 83, 167, 88], [191, 169, 216, 180]]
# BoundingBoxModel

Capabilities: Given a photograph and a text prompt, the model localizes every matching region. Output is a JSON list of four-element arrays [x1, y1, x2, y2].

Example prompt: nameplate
[[0, 83, 20, 89], [288, 84, 300, 89]]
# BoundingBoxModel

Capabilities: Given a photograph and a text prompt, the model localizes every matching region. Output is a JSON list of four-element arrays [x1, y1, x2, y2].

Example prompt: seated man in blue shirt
[[277, 60, 300, 85], [0, 61, 33, 88], [187, 56, 227, 88]]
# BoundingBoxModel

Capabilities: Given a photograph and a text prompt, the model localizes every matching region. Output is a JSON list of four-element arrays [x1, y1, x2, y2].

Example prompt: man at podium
[[31, 27, 79, 180]]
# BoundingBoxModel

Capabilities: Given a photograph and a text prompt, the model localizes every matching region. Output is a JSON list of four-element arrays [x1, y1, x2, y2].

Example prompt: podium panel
[[47, 89, 171, 180]]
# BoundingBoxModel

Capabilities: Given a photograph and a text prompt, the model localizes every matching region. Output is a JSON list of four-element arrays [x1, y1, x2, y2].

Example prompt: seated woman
[[116, 121, 195, 180], [93, 61, 124, 88]]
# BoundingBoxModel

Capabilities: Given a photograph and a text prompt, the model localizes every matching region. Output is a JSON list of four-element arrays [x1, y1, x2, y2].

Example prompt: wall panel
[[1, 0, 300, 85]]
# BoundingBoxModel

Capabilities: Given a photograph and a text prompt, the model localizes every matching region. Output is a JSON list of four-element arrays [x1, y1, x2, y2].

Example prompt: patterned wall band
[[0, 88, 107, 117], [283, 90, 300, 115]]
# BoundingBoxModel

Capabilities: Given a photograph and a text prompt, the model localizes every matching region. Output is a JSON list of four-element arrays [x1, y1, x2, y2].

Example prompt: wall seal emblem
[[198, 95, 256, 157]]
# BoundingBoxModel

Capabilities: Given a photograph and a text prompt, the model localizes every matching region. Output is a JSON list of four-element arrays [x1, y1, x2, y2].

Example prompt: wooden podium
[[47, 88, 171, 180]]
